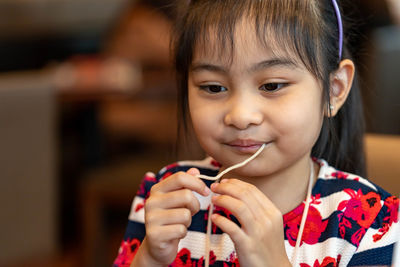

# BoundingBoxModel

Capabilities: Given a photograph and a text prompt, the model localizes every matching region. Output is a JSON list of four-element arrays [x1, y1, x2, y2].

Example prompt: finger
[[222, 179, 277, 211], [211, 180, 269, 218], [146, 188, 201, 215], [151, 169, 210, 197], [211, 213, 246, 245], [212, 194, 255, 232], [146, 208, 192, 228], [186, 167, 200, 176], [218, 179, 284, 237], [146, 224, 188, 243]]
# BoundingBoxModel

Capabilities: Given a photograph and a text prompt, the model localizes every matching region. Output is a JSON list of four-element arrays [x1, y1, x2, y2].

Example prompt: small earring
[[326, 103, 335, 115]]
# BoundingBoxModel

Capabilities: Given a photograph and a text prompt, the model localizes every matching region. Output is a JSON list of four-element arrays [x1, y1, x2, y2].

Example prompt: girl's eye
[[199, 85, 227, 94], [259, 83, 287, 92]]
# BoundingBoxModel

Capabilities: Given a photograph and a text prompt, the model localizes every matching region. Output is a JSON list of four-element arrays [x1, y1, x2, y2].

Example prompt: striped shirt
[[113, 158, 399, 267]]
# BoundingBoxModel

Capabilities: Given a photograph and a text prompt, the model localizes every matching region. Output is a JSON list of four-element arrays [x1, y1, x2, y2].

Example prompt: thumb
[[186, 167, 200, 176]]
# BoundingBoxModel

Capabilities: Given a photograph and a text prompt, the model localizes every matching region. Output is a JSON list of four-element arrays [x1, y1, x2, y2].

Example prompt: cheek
[[189, 95, 206, 132], [189, 105, 222, 157], [188, 92, 220, 143], [190, 109, 209, 137], [273, 93, 324, 148]]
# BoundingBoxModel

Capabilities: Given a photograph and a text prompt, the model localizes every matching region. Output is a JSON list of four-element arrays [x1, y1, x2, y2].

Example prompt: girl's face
[[188, 22, 325, 178]]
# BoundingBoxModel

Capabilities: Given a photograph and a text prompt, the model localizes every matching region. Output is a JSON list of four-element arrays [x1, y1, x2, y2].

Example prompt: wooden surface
[[365, 134, 400, 195]]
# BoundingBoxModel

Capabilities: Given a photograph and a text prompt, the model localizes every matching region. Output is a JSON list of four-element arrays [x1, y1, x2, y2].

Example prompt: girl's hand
[[132, 168, 210, 267], [210, 179, 292, 267]]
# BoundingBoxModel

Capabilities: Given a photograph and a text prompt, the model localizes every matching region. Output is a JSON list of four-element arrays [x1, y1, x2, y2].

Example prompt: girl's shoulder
[[311, 159, 399, 265], [311, 158, 398, 243], [282, 159, 398, 265], [314, 158, 394, 201]]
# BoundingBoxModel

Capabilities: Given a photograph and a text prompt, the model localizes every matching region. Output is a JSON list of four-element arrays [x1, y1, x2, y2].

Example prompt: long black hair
[[173, 0, 366, 177]]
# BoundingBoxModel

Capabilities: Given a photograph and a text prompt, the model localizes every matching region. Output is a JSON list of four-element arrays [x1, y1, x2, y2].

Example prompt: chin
[[221, 160, 269, 178]]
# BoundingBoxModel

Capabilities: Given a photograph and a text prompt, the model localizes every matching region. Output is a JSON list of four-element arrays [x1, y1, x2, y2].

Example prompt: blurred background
[[0, 0, 399, 266]]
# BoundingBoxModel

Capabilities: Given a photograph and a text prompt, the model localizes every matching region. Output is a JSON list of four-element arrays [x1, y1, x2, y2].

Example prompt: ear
[[325, 59, 355, 117]]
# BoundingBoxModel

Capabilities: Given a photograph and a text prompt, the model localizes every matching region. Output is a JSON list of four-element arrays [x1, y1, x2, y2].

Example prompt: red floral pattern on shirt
[[205, 204, 235, 234], [224, 252, 240, 267], [165, 162, 179, 170], [300, 254, 341, 267], [137, 173, 156, 196], [338, 189, 381, 226], [113, 238, 141, 267], [170, 248, 192, 267], [161, 171, 173, 180], [196, 250, 216, 267], [134, 173, 157, 212], [169, 248, 216, 267], [284, 195, 327, 247], [331, 171, 349, 179], [373, 195, 399, 242], [210, 159, 222, 167], [337, 189, 382, 245]]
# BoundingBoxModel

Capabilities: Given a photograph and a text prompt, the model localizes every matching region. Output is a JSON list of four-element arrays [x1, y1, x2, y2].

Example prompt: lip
[[225, 139, 267, 153], [227, 139, 265, 146]]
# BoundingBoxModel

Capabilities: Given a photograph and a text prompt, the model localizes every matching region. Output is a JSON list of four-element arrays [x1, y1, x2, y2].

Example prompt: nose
[[223, 94, 263, 130]]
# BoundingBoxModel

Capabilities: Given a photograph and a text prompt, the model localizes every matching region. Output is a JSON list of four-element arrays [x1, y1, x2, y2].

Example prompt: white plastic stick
[[200, 143, 266, 267], [198, 143, 266, 182], [291, 160, 314, 266]]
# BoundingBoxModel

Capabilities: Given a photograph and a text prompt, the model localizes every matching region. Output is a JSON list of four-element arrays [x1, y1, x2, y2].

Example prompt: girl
[[113, 0, 399, 266]]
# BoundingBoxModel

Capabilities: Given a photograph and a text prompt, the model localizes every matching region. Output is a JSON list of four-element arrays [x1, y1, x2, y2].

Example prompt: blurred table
[[53, 56, 179, 265], [80, 153, 171, 267]]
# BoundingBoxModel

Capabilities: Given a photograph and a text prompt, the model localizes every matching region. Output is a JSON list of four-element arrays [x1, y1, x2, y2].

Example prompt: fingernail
[[188, 168, 200, 176], [220, 179, 228, 183], [210, 183, 218, 190]]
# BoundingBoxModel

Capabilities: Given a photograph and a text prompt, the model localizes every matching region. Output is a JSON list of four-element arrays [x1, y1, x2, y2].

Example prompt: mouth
[[225, 139, 267, 154]]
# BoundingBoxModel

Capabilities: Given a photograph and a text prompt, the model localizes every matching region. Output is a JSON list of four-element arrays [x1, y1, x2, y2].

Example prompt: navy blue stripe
[[171, 166, 219, 187], [312, 179, 379, 198], [318, 211, 341, 241], [201, 260, 236, 266], [135, 165, 219, 198], [124, 211, 239, 239], [189, 211, 208, 232], [174, 259, 237, 266], [159, 165, 218, 178], [124, 220, 146, 241], [347, 244, 394, 266], [189, 210, 240, 234]]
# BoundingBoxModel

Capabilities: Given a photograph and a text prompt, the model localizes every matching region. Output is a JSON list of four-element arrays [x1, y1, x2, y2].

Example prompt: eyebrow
[[190, 58, 300, 74]]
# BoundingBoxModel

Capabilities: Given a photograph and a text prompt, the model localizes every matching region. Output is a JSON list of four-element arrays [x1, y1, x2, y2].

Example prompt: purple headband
[[331, 0, 343, 59]]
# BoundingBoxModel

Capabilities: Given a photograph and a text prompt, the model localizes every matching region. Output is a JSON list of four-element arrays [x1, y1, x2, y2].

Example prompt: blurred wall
[[0, 71, 57, 265], [369, 26, 400, 134]]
